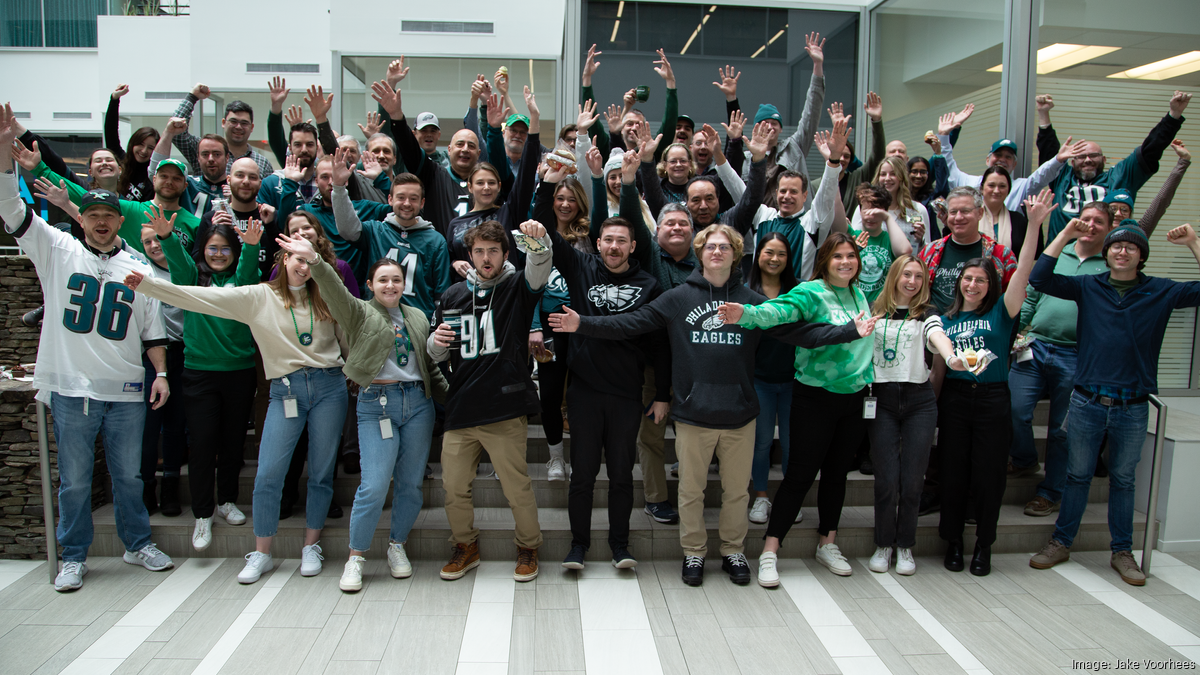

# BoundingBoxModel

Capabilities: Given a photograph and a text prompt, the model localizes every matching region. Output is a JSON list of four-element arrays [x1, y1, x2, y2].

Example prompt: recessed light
[[1109, 51, 1200, 80]]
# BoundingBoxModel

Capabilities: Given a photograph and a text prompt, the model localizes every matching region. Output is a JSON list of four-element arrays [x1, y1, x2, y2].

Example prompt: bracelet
[[155, 372, 168, 378]]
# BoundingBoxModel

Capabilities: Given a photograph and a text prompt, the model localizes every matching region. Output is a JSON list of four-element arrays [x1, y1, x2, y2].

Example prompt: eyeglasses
[[703, 244, 732, 253], [1109, 243, 1139, 254], [1077, 153, 1104, 161], [224, 119, 252, 128], [205, 246, 232, 256]]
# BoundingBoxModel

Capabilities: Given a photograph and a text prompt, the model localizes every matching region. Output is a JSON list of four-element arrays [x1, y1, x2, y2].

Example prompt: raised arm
[[105, 85, 128, 159], [267, 76, 291, 166], [651, 49, 678, 163], [1140, 141, 1191, 237], [776, 33, 827, 172], [1003, 190, 1055, 317], [171, 84, 208, 172]]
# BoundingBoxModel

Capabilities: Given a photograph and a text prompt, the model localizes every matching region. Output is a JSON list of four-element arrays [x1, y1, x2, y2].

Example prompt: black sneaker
[[343, 452, 361, 475], [644, 501, 679, 524], [918, 493, 940, 516], [611, 547, 637, 569], [21, 305, 44, 327], [424, 463, 434, 480], [682, 555, 705, 586], [562, 544, 587, 570], [279, 499, 295, 520], [670, 462, 679, 477], [721, 553, 751, 585], [328, 501, 343, 518], [859, 457, 874, 475]]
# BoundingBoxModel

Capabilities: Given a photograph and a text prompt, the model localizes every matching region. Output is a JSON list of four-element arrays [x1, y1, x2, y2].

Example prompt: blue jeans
[[348, 381, 435, 552], [252, 367, 348, 537], [51, 394, 151, 562], [752, 379, 792, 492], [1009, 341, 1077, 502], [1052, 391, 1148, 552]]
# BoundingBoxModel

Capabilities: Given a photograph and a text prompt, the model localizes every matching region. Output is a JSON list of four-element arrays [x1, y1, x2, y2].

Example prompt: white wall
[[2, 50, 101, 135], [189, 0, 332, 92], [97, 16, 192, 118]]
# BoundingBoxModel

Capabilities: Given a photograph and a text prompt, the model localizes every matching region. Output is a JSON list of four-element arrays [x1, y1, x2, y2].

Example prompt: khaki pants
[[442, 417, 543, 549], [638, 366, 669, 503], [676, 421, 755, 557]]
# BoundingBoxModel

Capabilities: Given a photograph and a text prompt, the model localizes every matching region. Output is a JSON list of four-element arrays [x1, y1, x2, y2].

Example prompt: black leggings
[[183, 366, 257, 518], [537, 317, 570, 446], [767, 381, 867, 540]]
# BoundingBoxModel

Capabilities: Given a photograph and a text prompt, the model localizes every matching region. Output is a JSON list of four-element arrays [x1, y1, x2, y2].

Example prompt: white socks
[[548, 442, 564, 460]]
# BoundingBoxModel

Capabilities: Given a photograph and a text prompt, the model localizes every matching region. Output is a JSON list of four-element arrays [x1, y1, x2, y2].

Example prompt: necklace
[[881, 308, 908, 361], [290, 296, 314, 346], [826, 282, 861, 321]]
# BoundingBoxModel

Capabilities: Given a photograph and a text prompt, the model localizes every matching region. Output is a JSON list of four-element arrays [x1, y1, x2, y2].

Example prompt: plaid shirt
[[172, 95, 275, 179], [918, 233, 1018, 289]]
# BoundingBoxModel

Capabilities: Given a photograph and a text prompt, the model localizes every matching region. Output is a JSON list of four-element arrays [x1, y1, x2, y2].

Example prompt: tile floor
[[2, 550, 1200, 674]]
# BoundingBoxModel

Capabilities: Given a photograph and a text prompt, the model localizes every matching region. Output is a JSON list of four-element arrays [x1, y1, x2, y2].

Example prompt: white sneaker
[[192, 517, 213, 551], [758, 551, 780, 588], [546, 457, 568, 482], [216, 502, 246, 525], [868, 546, 892, 573], [748, 497, 770, 524], [301, 542, 324, 576], [340, 556, 365, 592], [795, 509, 804, 523], [387, 541, 413, 578], [815, 543, 852, 576], [123, 543, 174, 571], [239, 551, 273, 583], [54, 561, 87, 592], [896, 548, 916, 576]]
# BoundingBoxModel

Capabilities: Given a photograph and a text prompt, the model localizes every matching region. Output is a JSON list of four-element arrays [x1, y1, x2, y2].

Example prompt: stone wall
[[0, 256, 43, 368]]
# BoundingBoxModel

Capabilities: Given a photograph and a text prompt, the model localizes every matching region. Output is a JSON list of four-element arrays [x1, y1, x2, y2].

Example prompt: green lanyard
[[827, 282, 861, 321], [290, 297, 314, 346], [880, 309, 907, 362], [394, 320, 412, 367]]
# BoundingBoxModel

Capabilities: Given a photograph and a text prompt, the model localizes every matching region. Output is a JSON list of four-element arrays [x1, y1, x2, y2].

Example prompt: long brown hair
[[873, 155, 916, 215], [554, 177, 591, 244], [285, 211, 336, 264], [117, 126, 159, 198], [811, 232, 862, 286], [267, 249, 335, 323], [872, 255, 933, 318]]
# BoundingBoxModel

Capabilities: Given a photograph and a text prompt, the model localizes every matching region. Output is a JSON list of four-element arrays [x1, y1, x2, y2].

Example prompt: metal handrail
[[1142, 395, 1168, 576], [36, 401, 57, 583]]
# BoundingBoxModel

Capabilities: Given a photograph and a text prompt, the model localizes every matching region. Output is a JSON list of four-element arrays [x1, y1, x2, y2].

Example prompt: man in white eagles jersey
[[0, 104, 175, 592]]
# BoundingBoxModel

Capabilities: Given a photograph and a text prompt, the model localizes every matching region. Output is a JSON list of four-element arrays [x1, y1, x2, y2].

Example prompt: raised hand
[[853, 310, 879, 337], [582, 44, 602, 86], [1036, 94, 1054, 113], [825, 116, 850, 162], [1170, 91, 1192, 119], [700, 123, 723, 160], [622, 147, 641, 183], [282, 153, 304, 181], [385, 57, 409, 89], [1062, 217, 1090, 241], [828, 102, 846, 125], [951, 103, 974, 128], [1171, 139, 1190, 162], [357, 111, 382, 138], [493, 67, 510, 97], [11, 139, 41, 171], [712, 65, 740, 101], [257, 203, 276, 224], [211, 209, 233, 228], [585, 146, 604, 176], [636, 124, 660, 163], [276, 232, 318, 261], [912, 219, 926, 242], [163, 117, 188, 138], [331, 147, 354, 187], [805, 32, 825, 65], [32, 178, 70, 209], [469, 75, 489, 108], [284, 105, 306, 128], [191, 83, 211, 100], [268, 76, 289, 113], [925, 133, 942, 155], [622, 88, 637, 110], [576, 100, 598, 131], [721, 109, 746, 143], [547, 306, 581, 333], [304, 85, 334, 123], [519, 219, 547, 239], [0, 104, 19, 151], [863, 92, 883, 122], [653, 49, 676, 88], [360, 151, 383, 179], [746, 120, 778, 162], [143, 203, 177, 240], [485, 93, 505, 129], [1057, 136, 1089, 163], [112, 84, 130, 100], [370, 80, 403, 120], [1023, 187, 1057, 225], [240, 218, 264, 246], [854, 231, 870, 249], [122, 269, 145, 291], [936, 112, 956, 137], [605, 103, 624, 134], [716, 302, 743, 324], [524, 86, 540, 129], [1167, 223, 1197, 246]]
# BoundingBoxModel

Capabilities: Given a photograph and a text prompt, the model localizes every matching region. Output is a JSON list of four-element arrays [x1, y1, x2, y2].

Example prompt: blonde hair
[[656, 143, 696, 180], [873, 155, 916, 216], [692, 223, 743, 263], [267, 250, 335, 323], [872, 255, 933, 318]]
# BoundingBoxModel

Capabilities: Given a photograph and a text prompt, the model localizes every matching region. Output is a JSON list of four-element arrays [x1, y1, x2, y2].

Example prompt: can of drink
[[442, 309, 462, 348], [635, 85, 650, 102]]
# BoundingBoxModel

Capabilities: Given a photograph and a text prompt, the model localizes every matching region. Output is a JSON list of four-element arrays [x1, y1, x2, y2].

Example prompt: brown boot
[[440, 542, 480, 581], [515, 547, 539, 582]]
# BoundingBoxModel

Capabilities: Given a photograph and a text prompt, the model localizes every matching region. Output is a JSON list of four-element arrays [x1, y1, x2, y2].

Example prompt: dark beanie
[[1102, 221, 1149, 263]]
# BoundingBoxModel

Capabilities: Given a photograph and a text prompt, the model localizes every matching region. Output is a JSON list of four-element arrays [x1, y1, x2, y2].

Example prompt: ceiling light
[[617, 1, 624, 18], [610, 19, 620, 42], [988, 43, 1119, 74], [1109, 51, 1200, 80]]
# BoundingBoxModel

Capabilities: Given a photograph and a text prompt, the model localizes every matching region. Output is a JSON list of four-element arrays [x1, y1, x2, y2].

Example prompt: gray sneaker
[[123, 543, 174, 571], [1111, 551, 1146, 586], [54, 561, 87, 592], [1029, 539, 1070, 569]]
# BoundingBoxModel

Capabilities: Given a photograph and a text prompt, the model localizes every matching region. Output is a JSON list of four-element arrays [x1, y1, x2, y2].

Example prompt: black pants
[[141, 343, 187, 490], [537, 327, 570, 446], [937, 380, 1011, 547], [767, 382, 867, 540], [184, 367, 257, 518], [566, 380, 642, 551]]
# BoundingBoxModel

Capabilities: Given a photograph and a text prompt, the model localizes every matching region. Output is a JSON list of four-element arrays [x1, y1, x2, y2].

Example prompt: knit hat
[[1105, 188, 1135, 208], [1102, 221, 1149, 263], [754, 104, 781, 125], [603, 147, 625, 178]]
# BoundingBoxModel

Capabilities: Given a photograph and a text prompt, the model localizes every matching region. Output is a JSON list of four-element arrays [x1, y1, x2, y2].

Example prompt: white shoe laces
[[244, 551, 269, 566], [303, 544, 324, 562], [60, 561, 83, 576], [140, 543, 166, 559], [726, 553, 748, 568], [194, 519, 211, 539], [684, 555, 705, 569], [898, 548, 914, 564]]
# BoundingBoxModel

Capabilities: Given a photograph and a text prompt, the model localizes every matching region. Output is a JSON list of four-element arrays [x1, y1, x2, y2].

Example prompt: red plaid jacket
[[918, 233, 1018, 290]]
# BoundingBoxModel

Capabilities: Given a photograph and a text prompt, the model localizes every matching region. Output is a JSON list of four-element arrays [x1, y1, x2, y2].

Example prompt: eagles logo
[[701, 314, 724, 331], [546, 269, 568, 295], [588, 284, 642, 311]]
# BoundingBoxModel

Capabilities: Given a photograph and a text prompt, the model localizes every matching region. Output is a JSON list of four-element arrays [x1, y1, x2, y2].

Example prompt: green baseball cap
[[504, 114, 530, 129], [990, 139, 1018, 155], [156, 158, 189, 176]]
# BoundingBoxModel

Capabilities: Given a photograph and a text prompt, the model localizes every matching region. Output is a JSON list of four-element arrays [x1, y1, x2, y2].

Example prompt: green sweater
[[738, 280, 874, 394], [1019, 242, 1108, 346], [36, 162, 201, 255], [162, 233, 259, 371]]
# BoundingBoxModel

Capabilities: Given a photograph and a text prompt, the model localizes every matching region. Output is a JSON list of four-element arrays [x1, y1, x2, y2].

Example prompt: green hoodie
[[738, 280, 874, 394], [162, 233, 260, 371]]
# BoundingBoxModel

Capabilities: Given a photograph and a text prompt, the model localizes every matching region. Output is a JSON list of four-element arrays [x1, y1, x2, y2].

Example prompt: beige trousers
[[675, 421, 755, 557], [638, 366, 669, 503]]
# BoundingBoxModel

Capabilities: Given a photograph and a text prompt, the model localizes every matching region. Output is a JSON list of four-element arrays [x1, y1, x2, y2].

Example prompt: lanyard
[[826, 282, 861, 321], [394, 319, 412, 367], [290, 297, 314, 346], [880, 309, 907, 361]]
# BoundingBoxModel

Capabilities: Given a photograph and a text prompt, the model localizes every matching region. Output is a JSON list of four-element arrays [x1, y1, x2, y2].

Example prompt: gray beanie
[[603, 148, 625, 178]]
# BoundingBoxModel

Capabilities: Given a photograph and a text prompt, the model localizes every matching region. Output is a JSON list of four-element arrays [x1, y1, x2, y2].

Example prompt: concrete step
[[87, 501, 1142, 563]]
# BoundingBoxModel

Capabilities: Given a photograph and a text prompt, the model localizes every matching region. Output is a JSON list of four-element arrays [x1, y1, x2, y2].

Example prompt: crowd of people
[[0, 33, 1194, 594]]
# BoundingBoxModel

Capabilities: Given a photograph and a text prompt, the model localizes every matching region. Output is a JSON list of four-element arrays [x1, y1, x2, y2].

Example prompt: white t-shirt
[[871, 308, 944, 384], [0, 178, 166, 404]]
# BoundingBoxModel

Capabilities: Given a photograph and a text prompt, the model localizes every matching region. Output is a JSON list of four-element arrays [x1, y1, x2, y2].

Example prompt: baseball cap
[[504, 113, 530, 129], [415, 112, 440, 130], [676, 114, 695, 130], [156, 158, 189, 176], [80, 189, 121, 214], [990, 139, 1018, 155], [1105, 188, 1135, 208]]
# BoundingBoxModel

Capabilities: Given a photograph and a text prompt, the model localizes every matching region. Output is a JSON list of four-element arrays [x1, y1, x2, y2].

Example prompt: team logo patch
[[701, 314, 724, 331], [587, 284, 642, 312], [123, 382, 143, 392]]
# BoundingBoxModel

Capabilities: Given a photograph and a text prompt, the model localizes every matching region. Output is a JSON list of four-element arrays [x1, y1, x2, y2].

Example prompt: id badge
[[380, 418, 393, 439], [863, 397, 878, 420], [1017, 348, 1034, 363], [283, 396, 299, 418]]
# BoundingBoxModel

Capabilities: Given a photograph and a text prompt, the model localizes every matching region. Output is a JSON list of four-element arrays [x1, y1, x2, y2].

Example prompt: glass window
[[44, 0, 104, 48], [1, 0, 44, 47]]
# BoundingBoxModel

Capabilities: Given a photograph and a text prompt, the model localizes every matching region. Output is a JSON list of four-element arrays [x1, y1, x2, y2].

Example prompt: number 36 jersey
[[5, 204, 165, 404]]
